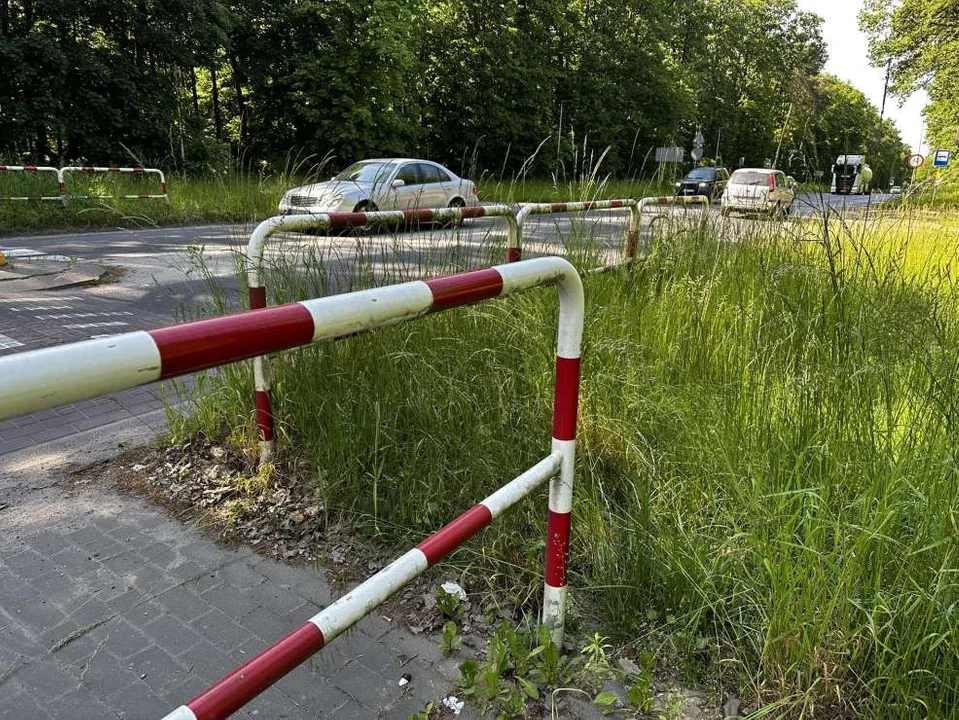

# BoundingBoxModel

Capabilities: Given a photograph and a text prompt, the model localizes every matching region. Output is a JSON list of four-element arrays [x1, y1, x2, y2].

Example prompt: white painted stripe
[[34, 312, 133, 320], [0, 296, 82, 303], [0, 331, 161, 420], [548, 438, 576, 514], [63, 321, 130, 329], [0, 333, 23, 350], [309, 549, 428, 643], [159, 706, 197, 720], [542, 583, 568, 644], [482, 453, 561, 519], [299, 282, 434, 343], [496, 257, 584, 358], [8, 305, 74, 312]]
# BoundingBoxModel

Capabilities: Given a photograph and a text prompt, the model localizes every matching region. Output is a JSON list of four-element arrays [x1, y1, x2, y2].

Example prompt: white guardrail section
[[244, 205, 517, 464], [0, 165, 64, 202], [60, 166, 169, 201]]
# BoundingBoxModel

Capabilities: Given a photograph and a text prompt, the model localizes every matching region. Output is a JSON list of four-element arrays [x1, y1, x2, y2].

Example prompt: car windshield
[[334, 161, 393, 183], [686, 168, 716, 180], [730, 170, 768, 186]]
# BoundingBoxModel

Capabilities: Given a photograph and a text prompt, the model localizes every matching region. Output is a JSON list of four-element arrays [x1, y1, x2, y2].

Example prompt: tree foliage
[[862, 0, 959, 151], [0, 0, 909, 180]]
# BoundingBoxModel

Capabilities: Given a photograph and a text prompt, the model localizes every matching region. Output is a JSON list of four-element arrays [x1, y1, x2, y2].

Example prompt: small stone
[[398, 673, 411, 687], [723, 694, 741, 717], [618, 657, 641, 677]]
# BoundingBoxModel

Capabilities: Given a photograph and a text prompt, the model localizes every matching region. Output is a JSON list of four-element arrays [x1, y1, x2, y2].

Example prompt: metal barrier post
[[246, 205, 517, 464]]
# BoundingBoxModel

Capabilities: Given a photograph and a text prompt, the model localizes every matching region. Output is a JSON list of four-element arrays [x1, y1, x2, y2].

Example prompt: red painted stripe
[[108, 167, 120, 172], [544, 510, 571, 586], [625, 230, 639, 259], [24, 166, 37, 171], [188, 623, 324, 720], [248, 286, 267, 310], [461, 206, 487, 219], [404, 208, 436, 223], [149, 303, 315, 379], [426, 268, 503, 311], [582, 201, 596, 210], [133, 166, 145, 172], [610, 199, 624, 208], [552, 356, 580, 441], [550, 203, 567, 212], [161, 183, 169, 194], [0, 167, 7, 171], [417, 504, 493, 566], [82, 167, 95, 172], [327, 212, 368, 228], [137, 194, 150, 199], [506, 246, 522, 263], [256, 390, 274, 441]]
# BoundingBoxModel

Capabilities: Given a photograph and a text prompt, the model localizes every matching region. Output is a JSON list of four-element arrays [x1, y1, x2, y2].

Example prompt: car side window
[[396, 164, 419, 185], [417, 163, 441, 184], [435, 166, 452, 182]]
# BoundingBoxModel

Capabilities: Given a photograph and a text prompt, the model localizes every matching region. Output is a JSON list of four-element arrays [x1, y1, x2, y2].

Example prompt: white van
[[721, 168, 796, 218]]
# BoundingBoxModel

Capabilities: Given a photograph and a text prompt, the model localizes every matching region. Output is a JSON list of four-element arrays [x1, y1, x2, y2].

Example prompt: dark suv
[[675, 166, 729, 201]]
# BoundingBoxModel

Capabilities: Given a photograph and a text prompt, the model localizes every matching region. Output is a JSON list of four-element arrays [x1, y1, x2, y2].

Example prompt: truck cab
[[831, 155, 873, 195]]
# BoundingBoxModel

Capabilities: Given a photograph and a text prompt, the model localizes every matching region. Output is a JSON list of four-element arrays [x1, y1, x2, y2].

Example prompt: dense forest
[[0, 0, 910, 183]]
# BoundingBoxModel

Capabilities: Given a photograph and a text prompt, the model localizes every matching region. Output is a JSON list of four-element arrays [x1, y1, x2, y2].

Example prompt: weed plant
[[166, 202, 959, 717]]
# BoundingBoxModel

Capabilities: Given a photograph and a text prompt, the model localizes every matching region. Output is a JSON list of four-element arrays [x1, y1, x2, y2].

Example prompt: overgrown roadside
[[147, 206, 959, 719]]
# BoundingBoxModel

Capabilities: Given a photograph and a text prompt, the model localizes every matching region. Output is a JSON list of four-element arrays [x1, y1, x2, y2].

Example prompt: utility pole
[[880, 59, 891, 121]]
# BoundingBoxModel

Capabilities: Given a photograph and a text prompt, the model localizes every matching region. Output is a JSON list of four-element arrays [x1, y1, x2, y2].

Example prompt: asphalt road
[[0, 189, 892, 455]]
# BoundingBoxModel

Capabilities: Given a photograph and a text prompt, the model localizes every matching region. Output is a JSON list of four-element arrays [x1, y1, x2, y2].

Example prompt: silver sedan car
[[278, 158, 478, 214]]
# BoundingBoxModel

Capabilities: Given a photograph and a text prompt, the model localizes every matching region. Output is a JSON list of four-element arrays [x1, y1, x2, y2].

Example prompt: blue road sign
[[934, 150, 951, 168]]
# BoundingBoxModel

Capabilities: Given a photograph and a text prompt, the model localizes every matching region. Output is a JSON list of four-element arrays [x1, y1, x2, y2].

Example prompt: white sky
[[797, 0, 929, 154]]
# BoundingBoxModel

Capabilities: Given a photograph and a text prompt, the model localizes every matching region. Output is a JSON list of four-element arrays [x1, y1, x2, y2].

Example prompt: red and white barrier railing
[[245, 206, 518, 463], [0, 165, 64, 202], [0, 257, 583, 718], [511, 199, 641, 262], [60, 165, 169, 201]]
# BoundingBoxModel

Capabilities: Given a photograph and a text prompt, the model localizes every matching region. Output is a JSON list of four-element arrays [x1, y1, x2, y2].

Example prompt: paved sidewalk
[[0, 412, 467, 719]]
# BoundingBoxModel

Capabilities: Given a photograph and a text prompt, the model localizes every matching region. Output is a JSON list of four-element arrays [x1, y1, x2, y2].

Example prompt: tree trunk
[[210, 63, 222, 140], [34, 124, 49, 163], [230, 53, 247, 144], [190, 66, 200, 115]]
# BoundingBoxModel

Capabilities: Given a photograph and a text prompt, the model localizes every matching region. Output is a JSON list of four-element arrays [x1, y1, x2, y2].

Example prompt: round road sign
[[907, 154, 925, 169]]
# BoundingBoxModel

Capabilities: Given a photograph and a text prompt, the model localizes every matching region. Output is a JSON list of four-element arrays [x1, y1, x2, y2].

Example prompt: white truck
[[831, 155, 873, 195]]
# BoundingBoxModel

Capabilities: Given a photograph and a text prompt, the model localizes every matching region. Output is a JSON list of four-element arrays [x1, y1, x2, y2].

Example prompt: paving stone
[[141, 616, 204, 656], [0, 690, 54, 719], [7, 597, 67, 633], [10, 659, 79, 696], [190, 607, 255, 653], [45, 686, 116, 719], [125, 645, 189, 694], [153, 585, 212, 623], [105, 680, 171, 719], [103, 619, 155, 660]]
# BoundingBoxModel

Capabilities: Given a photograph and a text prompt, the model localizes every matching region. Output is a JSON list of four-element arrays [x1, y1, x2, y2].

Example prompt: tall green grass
[[168, 209, 959, 717]]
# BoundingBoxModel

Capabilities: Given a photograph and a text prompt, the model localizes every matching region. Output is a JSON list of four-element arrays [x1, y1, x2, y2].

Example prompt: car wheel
[[445, 198, 466, 227], [352, 200, 378, 213]]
